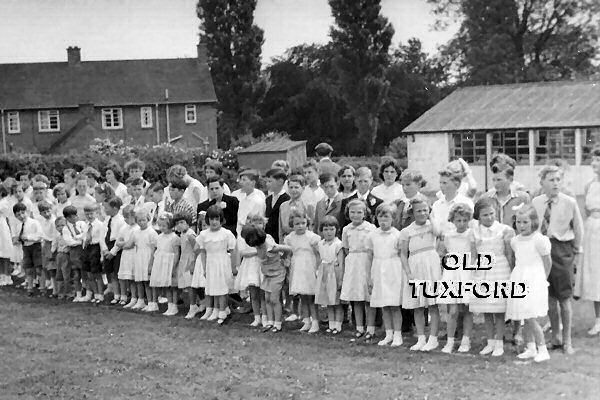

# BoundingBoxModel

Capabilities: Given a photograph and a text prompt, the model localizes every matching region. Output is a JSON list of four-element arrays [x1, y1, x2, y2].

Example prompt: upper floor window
[[7, 111, 20, 134], [185, 104, 197, 124], [102, 108, 123, 130], [38, 110, 60, 132], [140, 106, 153, 128]]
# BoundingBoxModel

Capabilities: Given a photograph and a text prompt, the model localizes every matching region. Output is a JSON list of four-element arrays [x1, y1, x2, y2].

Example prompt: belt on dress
[[409, 246, 436, 256], [348, 249, 369, 254]]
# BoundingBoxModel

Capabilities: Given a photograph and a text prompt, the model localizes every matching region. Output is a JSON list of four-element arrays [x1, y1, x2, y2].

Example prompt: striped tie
[[540, 198, 553, 236]]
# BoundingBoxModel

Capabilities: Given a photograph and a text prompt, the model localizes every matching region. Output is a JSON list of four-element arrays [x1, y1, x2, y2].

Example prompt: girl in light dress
[[241, 224, 292, 333], [284, 209, 321, 333], [236, 214, 266, 328], [506, 204, 552, 363], [371, 158, 405, 204], [117, 206, 140, 307], [149, 214, 181, 315], [173, 213, 201, 320], [469, 197, 515, 357], [315, 216, 344, 334], [131, 209, 159, 311], [368, 204, 404, 347], [0, 185, 14, 286], [197, 205, 236, 325], [575, 147, 600, 335], [340, 199, 377, 339], [400, 198, 442, 352], [437, 203, 475, 354]]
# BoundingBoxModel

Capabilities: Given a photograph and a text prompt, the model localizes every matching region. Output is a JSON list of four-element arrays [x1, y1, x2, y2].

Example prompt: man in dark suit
[[265, 168, 290, 243], [339, 166, 383, 227], [197, 176, 238, 235], [313, 173, 343, 237]]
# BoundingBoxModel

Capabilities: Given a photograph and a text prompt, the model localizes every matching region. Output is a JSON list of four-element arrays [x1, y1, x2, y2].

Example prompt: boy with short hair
[[165, 178, 196, 226], [70, 175, 95, 221], [102, 197, 125, 304], [53, 216, 70, 299], [265, 168, 290, 242], [313, 173, 343, 237], [13, 202, 43, 296], [301, 160, 325, 222], [125, 159, 151, 193], [279, 174, 309, 244], [16, 170, 33, 199], [236, 169, 266, 236], [62, 205, 86, 301], [37, 201, 57, 296], [147, 183, 166, 231], [81, 203, 108, 303]]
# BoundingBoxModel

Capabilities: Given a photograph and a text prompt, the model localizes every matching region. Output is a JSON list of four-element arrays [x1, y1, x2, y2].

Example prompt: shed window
[[491, 130, 529, 164], [38, 110, 60, 132], [185, 105, 196, 124], [7, 111, 20, 134], [582, 128, 600, 164], [534, 129, 575, 163], [450, 131, 486, 164]]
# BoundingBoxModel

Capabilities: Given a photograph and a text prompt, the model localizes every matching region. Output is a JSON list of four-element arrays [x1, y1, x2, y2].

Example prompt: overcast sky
[[0, 0, 456, 65]]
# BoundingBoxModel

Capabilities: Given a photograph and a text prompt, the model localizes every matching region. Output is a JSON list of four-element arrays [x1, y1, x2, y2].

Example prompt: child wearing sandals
[[315, 216, 344, 334], [241, 224, 292, 333], [340, 199, 377, 340], [236, 214, 266, 327], [400, 198, 442, 352], [116, 206, 139, 307], [437, 203, 475, 353], [149, 214, 181, 315], [368, 203, 404, 347]]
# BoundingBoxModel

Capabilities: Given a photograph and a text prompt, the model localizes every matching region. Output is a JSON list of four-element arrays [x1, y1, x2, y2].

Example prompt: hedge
[[0, 139, 239, 189]]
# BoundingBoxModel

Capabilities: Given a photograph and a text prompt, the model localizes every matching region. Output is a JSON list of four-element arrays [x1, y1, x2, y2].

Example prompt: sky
[[0, 0, 457, 65]]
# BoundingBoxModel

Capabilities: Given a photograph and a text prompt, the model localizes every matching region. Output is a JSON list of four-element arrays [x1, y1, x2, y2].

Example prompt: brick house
[[0, 44, 217, 153], [403, 80, 600, 196]]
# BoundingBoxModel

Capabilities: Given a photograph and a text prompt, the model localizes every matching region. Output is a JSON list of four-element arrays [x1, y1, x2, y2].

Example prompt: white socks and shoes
[[517, 343, 537, 359], [587, 319, 600, 336], [421, 336, 439, 352], [200, 307, 213, 320], [299, 318, 311, 332], [480, 339, 495, 355], [491, 340, 504, 357], [457, 337, 471, 353], [185, 304, 201, 319], [132, 299, 146, 310], [410, 335, 427, 351], [378, 330, 394, 346], [534, 345, 550, 363], [250, 315, 261, 327], [391, 331, 403, 347], [163, 303, 179, 316], [206, 308, 219, 321], [144, 302, 159, 312], [285, 313, 299, 322], [124, 297, 137, 309], [441, 338, 455, 354], [308, 320, 320, 334]]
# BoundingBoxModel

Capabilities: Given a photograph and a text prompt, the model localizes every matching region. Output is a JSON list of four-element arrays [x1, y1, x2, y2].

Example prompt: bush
[[0, 139, 240, 190]]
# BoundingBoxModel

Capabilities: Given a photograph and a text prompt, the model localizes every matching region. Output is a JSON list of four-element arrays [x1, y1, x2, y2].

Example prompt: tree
[[329, 0, 395, 155], [430, 0, 600, 84], [197, 0, 265, 148]]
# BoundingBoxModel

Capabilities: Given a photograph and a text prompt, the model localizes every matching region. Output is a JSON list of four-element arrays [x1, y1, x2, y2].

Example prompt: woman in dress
[[371, 158, 405, 204], [338, 165, 357, 199]]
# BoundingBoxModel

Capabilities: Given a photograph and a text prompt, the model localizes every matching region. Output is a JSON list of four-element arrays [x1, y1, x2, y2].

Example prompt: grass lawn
[[1, 287, 599, 400]]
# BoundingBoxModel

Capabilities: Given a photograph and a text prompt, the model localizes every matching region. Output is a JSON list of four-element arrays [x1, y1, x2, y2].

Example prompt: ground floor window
[[534, 129, 575, 163], [491, 130, 529, 164], [450, 131, 486, 164], [583, 127, 600, 164]]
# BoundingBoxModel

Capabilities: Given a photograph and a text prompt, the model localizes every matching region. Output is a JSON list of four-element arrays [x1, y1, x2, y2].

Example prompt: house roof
[[237, 139, 306, 153], [403, 80, 600, 133], [0, 57, 217, 110]]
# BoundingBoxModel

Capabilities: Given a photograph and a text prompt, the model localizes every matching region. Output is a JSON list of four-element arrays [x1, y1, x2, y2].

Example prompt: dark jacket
[[265, 192, 290, 243], [313, 193, 343, 237], [339, 192, 383, 228], [197, 194, 239, 235]]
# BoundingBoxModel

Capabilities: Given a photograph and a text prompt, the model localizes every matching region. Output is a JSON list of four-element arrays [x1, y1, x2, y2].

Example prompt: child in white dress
[[506, 205, 552, 362], [368, 204, 404, 347], [197, 205, 236, 324], [437, 203, 475, 354], [315, 216, 344, 334], [116, 206, 140, 307], [469, 197, 514, 357], [131, 209, 159, 311], [340, 199, 377, 339], [284, 209, 321, 333], [400, 198, 442, 352], [173, 213, 200, 320], [236, 214, 266, 327], [149, 214, 181, 315]]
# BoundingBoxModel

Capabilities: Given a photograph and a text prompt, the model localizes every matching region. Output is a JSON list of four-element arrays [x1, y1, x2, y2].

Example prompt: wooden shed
[[403, 80, 600, 195], [237, 139, 307, 172]]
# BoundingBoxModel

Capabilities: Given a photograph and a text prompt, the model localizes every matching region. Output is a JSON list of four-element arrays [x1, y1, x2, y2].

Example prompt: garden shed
[[402, 80, 600, 195], [237, 139, 307, 172]]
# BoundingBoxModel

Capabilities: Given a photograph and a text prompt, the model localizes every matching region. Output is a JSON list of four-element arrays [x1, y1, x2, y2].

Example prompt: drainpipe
[[165, 89, 171, 143], [155, 104, 160, 145], [0, 109, 6, 154]]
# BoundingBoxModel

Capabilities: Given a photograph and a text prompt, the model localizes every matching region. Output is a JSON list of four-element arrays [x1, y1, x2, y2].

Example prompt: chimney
[[197, 42, 207, 63], [67, 46, 81, 66]]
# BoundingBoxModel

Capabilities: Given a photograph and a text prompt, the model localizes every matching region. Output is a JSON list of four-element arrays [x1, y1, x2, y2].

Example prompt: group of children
[[0, 149, 594, 365]]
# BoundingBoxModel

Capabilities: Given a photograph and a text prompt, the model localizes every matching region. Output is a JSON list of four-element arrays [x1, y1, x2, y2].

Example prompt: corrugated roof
[[0, 58, 216, 110], [403, 80, 600, 133], [237, 139, 306, 153]]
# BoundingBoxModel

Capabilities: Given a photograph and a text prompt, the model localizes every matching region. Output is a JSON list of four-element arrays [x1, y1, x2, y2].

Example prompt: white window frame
[[38, 110, 60, 132], [7, 111, 20, 134], [140, 106, 153, 128], [185, 104, 197, 124], [101, 108, 123, 130]]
